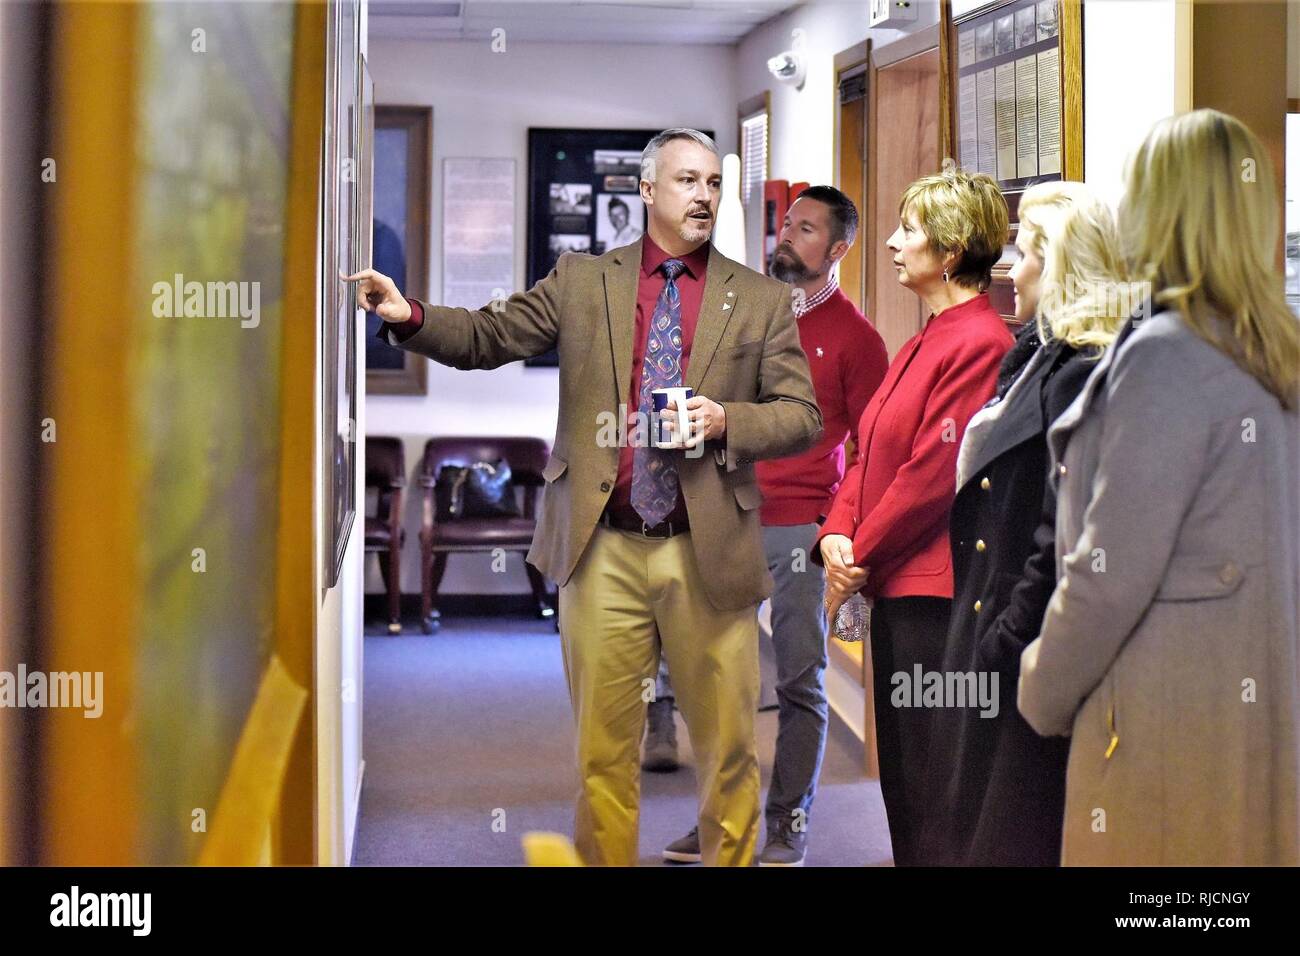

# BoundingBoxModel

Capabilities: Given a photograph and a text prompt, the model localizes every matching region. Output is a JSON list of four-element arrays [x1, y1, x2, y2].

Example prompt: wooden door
[[868, 29, 944, 358]]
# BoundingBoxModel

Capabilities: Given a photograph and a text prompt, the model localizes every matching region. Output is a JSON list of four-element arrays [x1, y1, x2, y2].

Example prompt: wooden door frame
[[833, 41, 870, 312], [866, 24, 943, 330]]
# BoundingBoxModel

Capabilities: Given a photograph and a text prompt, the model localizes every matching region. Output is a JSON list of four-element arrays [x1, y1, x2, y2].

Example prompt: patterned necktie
[[631, 258, 686, 527]]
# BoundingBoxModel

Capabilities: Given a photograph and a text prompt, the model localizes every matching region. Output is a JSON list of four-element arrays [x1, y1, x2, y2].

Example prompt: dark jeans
[[870, 595, 952, 866]]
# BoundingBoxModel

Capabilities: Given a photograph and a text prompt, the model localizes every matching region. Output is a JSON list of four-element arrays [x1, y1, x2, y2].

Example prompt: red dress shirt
[[815, 292, 1012, 599]]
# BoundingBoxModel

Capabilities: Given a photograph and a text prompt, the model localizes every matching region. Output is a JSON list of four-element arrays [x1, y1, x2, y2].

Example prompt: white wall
[[735, 0, 939, 189], [366, 35, 737, 595], [1081, 0, 1181, 210]]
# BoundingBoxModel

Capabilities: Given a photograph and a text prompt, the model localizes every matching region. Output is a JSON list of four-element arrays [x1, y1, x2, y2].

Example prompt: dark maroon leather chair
[[365, 437, 406, 634], [418, 436, 554, 632]]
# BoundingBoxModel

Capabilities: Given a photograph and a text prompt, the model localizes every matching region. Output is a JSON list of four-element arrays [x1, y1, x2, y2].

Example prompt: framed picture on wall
[[942, 0, 1082, 320], [323, 0, 363, 589], [366, 105, 431, 395], [524, 127, 713, 367], [944, 0, 1081, 214]]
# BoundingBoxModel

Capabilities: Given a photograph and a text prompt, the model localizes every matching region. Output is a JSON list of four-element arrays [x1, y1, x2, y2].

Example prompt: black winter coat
[[918, 331, 1095, 866]]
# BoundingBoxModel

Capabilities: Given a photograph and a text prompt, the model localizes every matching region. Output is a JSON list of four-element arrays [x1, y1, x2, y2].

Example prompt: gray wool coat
[[1018, 308, 1300, 866]]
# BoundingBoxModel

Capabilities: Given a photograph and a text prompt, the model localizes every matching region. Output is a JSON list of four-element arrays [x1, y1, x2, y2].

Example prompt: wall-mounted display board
[[941, 0, 1082, 317], [945, 0, 1082, 196]]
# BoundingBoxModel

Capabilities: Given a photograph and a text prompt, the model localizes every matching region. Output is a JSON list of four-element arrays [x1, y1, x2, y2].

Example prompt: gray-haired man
[[351, 129, 821, 866]]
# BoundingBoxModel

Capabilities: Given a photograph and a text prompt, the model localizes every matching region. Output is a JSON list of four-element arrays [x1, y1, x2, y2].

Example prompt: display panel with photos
[[952, 0, 1070, 193], [525, 127, 713, 366], [947, 0, 1081, 321]]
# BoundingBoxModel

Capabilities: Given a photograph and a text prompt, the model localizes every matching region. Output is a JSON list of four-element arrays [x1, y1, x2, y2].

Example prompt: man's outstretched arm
[[347, 258, 563, 370]]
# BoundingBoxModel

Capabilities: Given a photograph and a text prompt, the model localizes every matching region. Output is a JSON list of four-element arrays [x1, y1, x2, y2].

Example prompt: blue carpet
[[353, 616, 893, 866]]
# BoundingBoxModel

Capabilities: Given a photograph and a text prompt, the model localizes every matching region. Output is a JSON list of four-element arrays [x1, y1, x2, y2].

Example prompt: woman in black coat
[[917, 182, 1129, 866]]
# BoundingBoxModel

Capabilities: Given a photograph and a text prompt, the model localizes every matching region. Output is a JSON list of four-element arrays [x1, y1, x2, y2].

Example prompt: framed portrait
[[366, 105, 432, 395], [323, 0, 362, 589], [524, 127, 713, 367]]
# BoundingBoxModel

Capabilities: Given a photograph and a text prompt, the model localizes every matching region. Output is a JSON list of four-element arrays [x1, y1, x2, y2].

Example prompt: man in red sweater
[[663, 186, 888, 866]]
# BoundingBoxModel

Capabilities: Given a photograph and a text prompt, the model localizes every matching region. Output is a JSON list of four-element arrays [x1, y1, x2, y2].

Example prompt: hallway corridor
[[353, 618, 891, 866]]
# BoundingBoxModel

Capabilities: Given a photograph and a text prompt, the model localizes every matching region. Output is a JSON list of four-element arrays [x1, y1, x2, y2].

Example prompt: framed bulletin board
[[943, 0, 1081, 209], [941, 0, 1082, 317]]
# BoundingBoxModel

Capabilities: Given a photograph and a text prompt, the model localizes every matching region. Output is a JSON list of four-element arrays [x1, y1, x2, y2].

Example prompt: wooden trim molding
[[44, 0, 141, 866], [270, 0, 327, 865], [874, 21, 942, 68], [1061, 0, 1083, 181], [834, 39, 869, 72]]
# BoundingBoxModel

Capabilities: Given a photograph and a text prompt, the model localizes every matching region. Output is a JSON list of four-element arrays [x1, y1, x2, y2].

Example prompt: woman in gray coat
[[1018, 109, 1300, 865]]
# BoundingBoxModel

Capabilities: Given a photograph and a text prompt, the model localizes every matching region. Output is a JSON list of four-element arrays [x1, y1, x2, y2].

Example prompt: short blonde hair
[[1018, 181, 1128, 352], [899, 170, 1009, 291], [1119, 109, 1299, 408]]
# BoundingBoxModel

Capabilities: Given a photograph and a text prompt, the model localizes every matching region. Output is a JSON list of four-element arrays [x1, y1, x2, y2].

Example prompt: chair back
[[420, 436, 550, 518], [365, 436, 406, 520]]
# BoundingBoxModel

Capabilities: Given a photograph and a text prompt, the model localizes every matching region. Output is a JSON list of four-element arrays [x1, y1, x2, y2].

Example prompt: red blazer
[[815, 293, 1012, 599]]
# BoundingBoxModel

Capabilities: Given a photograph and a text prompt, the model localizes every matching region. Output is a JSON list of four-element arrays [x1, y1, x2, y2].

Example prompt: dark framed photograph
[[524, 126, 711, 367], [366, 105, 431, 395]]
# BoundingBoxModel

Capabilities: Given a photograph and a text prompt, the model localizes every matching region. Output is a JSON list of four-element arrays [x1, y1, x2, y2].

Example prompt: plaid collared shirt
[[794, 276, 838, 318]]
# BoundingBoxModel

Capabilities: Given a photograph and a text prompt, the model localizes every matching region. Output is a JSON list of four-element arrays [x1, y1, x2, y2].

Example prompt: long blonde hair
[[1119, 109, 1299, 408], [1018, 181, 1128, 352]]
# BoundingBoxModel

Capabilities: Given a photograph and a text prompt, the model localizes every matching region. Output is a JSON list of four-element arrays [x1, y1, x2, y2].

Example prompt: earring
[[942, 269, 949, 283]]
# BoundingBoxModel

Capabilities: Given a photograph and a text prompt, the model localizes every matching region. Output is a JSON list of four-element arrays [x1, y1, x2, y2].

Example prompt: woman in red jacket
[[816, 170, 1011, 866]]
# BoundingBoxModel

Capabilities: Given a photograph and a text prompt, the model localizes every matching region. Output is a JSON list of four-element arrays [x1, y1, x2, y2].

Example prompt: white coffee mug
[[652, 386, 694, 449]]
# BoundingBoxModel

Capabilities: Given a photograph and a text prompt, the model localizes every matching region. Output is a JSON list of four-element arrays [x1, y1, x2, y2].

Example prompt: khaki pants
[[558, 525, 760, 866]]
